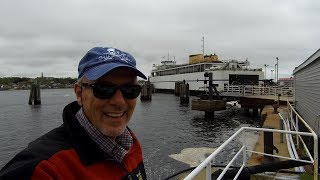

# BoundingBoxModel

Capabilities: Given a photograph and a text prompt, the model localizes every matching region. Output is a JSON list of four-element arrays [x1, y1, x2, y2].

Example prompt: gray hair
[[76, 76, 84, 85], [76, 76, 95, 85]]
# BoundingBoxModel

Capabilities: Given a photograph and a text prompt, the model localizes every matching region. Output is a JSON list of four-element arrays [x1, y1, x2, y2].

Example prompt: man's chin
[[100, 127, 126, 139]]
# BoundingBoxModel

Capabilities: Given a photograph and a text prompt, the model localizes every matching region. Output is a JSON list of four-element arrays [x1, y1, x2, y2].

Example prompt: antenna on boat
[[201, 36, 205, 55]]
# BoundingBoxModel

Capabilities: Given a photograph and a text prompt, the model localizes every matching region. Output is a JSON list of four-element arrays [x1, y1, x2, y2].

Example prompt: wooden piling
[[180, 82, 189, 104], [28, 84, 41, 105], [140, 81, 152, 101], [174, 81, 182, 96]]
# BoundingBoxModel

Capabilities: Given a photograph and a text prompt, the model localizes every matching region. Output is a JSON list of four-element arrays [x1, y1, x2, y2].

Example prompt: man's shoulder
[[29, 124, 72, 154], [0, 125, 72, 179]]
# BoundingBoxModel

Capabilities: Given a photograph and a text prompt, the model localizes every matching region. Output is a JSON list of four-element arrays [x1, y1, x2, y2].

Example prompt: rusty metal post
[[264, 128, 278, 160], [264, 131, 273, 155]]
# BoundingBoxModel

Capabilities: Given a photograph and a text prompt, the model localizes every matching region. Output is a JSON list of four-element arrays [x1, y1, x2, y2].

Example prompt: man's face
[[75, 68, 138, 139]]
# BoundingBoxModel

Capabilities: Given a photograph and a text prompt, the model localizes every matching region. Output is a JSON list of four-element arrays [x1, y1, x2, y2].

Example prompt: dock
[[247, 105, 289, 165], [174, 104, 317, 179]]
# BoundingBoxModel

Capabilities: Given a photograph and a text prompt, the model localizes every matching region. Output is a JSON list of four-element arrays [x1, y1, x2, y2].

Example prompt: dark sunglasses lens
[[92, 85, 116, 99], [121, 85, 141, 99]]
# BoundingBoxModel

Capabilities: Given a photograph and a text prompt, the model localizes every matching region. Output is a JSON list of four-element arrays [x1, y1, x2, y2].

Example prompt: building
[[293, 48, 320, 136], [278, 77, 294, 87]]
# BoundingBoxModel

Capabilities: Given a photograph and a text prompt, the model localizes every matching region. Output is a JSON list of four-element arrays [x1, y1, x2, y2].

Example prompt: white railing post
[[296, 114, 300, 148], [206, 161, 212, 180], [313, 136, 318, 180], [290, 106, 293, 121], [243, 143, 246, 166]]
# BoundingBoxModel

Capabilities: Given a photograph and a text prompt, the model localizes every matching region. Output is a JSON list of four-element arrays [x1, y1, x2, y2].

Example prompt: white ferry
[[149, 53, 264, 93]]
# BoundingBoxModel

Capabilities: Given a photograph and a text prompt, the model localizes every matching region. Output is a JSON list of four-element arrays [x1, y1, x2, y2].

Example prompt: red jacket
[[0, 101, 147, 180]]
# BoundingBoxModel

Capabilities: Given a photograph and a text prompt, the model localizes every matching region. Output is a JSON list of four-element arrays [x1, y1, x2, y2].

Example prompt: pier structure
[[191, 72, 226, 119], [140, 81, 152, 101], [150, 79, 294, 117]]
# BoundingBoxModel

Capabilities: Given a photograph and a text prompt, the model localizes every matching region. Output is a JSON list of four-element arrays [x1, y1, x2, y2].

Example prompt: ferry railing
[[184, 104, 318, 180], [223, 85, 294, 97]]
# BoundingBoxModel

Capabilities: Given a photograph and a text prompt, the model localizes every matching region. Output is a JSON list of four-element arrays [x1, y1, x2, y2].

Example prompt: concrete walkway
[[247, 105, 289, 165]]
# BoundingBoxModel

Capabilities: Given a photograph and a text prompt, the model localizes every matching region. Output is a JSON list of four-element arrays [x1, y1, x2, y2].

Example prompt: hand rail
[[223, 85, 294, 97], [184, 103, 318, 180]]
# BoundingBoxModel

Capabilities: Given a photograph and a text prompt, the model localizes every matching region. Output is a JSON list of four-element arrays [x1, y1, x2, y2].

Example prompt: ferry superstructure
[[149, 53, 264, 92]]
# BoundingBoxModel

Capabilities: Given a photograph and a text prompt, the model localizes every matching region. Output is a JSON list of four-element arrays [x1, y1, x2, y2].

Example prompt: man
[[0, 47, 148, 179]]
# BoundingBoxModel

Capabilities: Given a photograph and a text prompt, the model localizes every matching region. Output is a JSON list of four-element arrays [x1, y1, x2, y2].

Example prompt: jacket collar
[[62, 101, 111, 165]]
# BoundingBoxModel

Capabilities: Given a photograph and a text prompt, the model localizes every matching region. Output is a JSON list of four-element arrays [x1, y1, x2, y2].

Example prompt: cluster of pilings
[[140, 81, 152, 101], [174, 80, 190, 104], [28, 84, 41, 105]]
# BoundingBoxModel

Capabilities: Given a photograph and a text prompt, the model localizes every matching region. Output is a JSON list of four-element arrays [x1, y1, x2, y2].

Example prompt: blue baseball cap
[[78, 47, 147, 80]]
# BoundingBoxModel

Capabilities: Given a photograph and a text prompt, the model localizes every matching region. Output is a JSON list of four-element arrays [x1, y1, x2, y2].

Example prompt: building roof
[[293, 48, 320, 74], [279, 78, 294, 81]]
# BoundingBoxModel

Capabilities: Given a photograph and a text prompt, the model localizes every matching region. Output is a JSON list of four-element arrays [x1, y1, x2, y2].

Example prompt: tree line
[[0, 77, 77, 87]]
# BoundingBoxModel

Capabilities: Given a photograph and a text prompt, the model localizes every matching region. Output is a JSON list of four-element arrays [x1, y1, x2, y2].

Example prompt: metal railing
[[184, 101, 318, 180], [223, 85, 294, 97]]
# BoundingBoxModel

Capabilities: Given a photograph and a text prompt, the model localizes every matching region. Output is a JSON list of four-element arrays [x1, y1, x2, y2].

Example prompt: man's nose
[[109, 89, 126, 104]]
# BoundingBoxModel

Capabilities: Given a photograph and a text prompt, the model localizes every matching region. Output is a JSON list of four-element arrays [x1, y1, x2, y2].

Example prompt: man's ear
[[74, 84, 83, 106]]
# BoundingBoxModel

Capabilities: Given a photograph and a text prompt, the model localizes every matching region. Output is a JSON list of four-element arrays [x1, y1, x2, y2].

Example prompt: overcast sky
[[0, 0, 319, 79]]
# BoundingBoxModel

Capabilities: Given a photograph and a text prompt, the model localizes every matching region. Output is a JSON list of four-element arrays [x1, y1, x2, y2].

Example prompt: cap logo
[[97, 48, 132, 65]]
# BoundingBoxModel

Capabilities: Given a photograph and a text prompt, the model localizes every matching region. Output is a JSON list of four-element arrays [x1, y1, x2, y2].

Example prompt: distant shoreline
[[0, 87, 74, 91]]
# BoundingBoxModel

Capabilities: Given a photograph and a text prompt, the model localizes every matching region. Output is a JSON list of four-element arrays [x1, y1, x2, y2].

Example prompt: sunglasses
[[81, 83, 141, 99]]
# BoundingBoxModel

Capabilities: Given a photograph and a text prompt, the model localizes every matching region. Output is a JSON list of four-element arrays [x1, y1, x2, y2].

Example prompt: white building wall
[[293, 49, 320, 135]]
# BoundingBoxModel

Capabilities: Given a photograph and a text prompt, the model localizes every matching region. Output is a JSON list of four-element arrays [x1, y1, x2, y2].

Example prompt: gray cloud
[[0, 0, 319, 79]]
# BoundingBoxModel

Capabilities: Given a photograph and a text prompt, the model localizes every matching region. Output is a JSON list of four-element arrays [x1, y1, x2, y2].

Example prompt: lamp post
[[264, 64, 268, 79], [275, 64, 278, 83], [276, 57, 279, 83], [271, 69, 274, 80]]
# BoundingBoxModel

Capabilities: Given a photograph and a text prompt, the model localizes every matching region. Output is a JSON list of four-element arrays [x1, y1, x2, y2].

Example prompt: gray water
[[0, 89, 259, 179]]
